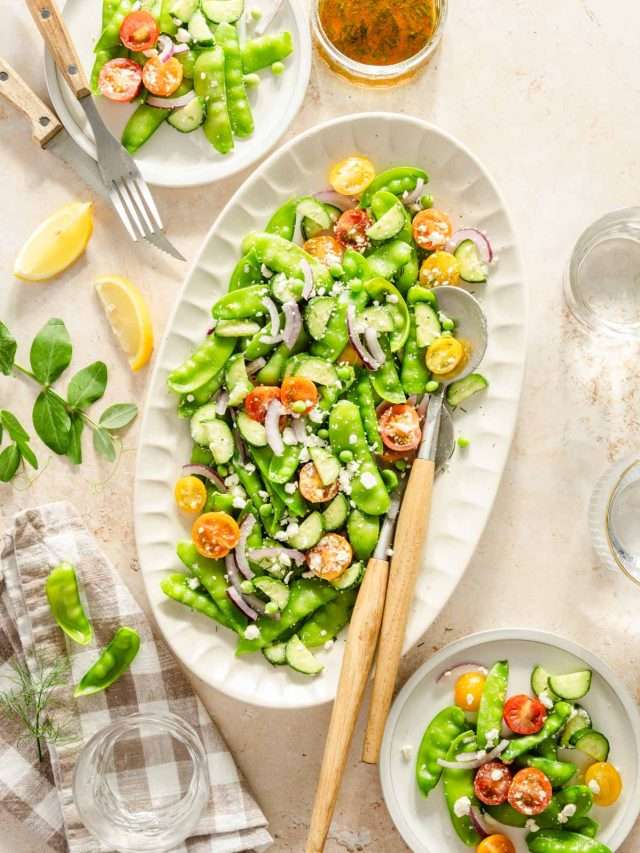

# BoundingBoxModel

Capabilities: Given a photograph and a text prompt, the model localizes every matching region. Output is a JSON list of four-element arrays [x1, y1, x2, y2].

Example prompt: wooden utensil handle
[[305, 557, 390, 853], [362, 458, 435, 764], [0, 58, 63, 146], [24, 0, 90, 98]]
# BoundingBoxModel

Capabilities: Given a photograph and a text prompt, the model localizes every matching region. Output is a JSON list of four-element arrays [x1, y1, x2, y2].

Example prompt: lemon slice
[[14, 202, 93, 282], [95, 275, 154, 371]]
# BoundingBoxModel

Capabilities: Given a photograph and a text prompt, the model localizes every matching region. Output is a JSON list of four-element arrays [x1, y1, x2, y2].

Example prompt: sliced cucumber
[[190, 406, 234, 463], [359, 305, 395, 333], [305, 297, 336, 341], [548, 670, 592, 701], [322, 493, 349, 531], [414, 303, 441, 348], [301, 203, 339, 241], [285, 633, 324, 675], [236, 411, 267, 447], [262, 642, 287, 666], [169, 0, 198, 22], [187, 9, 214, 44], [288, 511, 324, 550], [225, 354, 253, 407], [570, 729, 610, 762], [253, 576, 290, 610], [190, 403, 219, 446], [531, 665, 560, 700], [446, 373, 489, 408], [331, 560, 363, 590], [202, 0, 244, 23], [559, 706, 592, 749], [454, 239, 489, 284], [214, 319, 261, 337], [167, 95, 205, 132], [286, 355, 339, 387], [297, 198, 332, 233], [366, 203, 405, 241], [309, 447, 341, 486]]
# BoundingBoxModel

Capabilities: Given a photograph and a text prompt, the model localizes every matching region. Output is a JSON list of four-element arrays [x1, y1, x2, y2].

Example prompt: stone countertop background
[[2, 0, 640, 849]]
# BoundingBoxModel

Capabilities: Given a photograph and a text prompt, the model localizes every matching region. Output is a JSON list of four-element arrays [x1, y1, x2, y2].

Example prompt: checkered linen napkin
[[0, 501, 272, 853]]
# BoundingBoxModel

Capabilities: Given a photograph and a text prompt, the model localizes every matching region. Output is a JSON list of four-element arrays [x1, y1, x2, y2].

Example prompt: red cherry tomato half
[[98, 58, 143, 103], [119, 10, 159, 52], [244, 386, 281, 423], [503, 695, 547, 736], [379, 404, 422, 453], [507, 768, 553, 816], [334, 208, 373, 253], [473, 761, 513, 806]]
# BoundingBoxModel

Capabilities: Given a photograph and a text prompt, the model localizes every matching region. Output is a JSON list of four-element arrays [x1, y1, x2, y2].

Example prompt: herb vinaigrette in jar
[[317, 0, 437, 67]]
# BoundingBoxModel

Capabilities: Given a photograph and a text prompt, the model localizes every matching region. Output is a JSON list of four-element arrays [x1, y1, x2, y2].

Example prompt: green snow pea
[[442, 731, 483, 846], [397, 247, 420, 292], [487, 785, 594, 830], [407, 284, 437, 305], [370, 340, 406, 404], [476, 659, 509, 748], [232, 456, 283, 535], [45, 563, 92, 645], [311, 290, 368, 362], [356, 373, 383, 454], [194, 48, 234, 155], [176, 48, 199, 79], [401, 314, 430, 395], [191, 443, 214, 466], [328, 401, 390, 516], [537, 737, 559, 761], [102, 0, 120, 27], [212, 284, 269, 320], [269, 444, 301, 484], [359, 167, 429, 209], [365, 240, 414, 283], [502, 702, 572, 762], [299, 587, 358, 647], [178, 368, 224, 418], [94, 0, 136, 50], [176, 540, 247, 632], [526, 831, 611, 853], [516, 755, 577, 787], [161, 573, 229, 629], [236, 577, 337, 652], [229, 250, 263, 291], [415, 705, 467, 797], [250, 446, 308, 516], [241, 31, 294, 73], [242, 232, 332, 289], [122, 81, 193, 153], [168, 335, 236, 394], [563, 819, 599, 839], [256, 328, 309, 385], [266, 197, 301, 240], [74, 626, 140, 697], [216, 23, 254, 139], [347, 510, 379, 561], [159, 0, 178, 35], [363, 277, 409, 351], [205, 490, 234, 513], [91, 46, 127, 94]]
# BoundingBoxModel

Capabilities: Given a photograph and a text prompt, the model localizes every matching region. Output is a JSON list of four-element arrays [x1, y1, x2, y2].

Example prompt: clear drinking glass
[[73, 712, 209, 853], [589, 455, 640, 586], [564, 208, 640, 340]]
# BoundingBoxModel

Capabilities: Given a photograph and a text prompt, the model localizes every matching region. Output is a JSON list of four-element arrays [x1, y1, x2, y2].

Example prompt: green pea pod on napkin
[[46, 562, 93, 645]]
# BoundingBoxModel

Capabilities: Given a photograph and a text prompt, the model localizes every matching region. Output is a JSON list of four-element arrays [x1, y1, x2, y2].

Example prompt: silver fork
[[25, 0, 185, 261]]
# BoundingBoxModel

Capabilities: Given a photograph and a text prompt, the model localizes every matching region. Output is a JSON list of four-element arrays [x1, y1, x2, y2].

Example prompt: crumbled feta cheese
[[484, 728, 500, 748], [386, 293, 398, 304], [348, 433, 358, 445], [338, 468, 352, 495], [282, 427, 297, 446], [232, 496, 247, 509], [360, 471, 377, 489], [308, 406, 326, 423], [490, 769, 503, 781], [274, 530, 288, 541], [245, 462, 256, 473], [176, 27, 191, 43], [186, 394, 195, 402], [466, 693, 474, 706], [258, 490, 269, 500], [243, 625, 261, 640], [285, 522, 299, 537], [524, 819, 540, 833], [187, 577, 200, 590], [453, 796, 472, 818], [538, 690, 554, 710], [284, 482, 297, 494], [324, 640, 334, 651], [224, 474, 240, 488], [302, 570, 315, 579], [400, 744, 413, 761], [588, 779, 601, 795], [299, 446, 310, 462], [261, 264, 273, 278], [557, 804, 577, 823]]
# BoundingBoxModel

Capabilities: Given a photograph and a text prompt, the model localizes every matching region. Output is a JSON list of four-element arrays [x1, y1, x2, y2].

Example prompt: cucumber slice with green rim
[[253, 577, 290, 610], [454, 239, 489, 284], [190, 406, 234, 463], [286, 355, 339, 387], [285, 633, 324, 675], [414, 302, 441, 348], [262, 642, 287, 666], [236, 411, 267, 447], [202, 0, 244, 23], [366, 203, 405, 241], [214, 319, 261, 337], [187, 9, 214, 44], [531, 665, 560, 701], [309, 447, 341, 486], [169, 0, 198, 22], [359, 305, 395, 333], [297, 198, 332, 232], [272, 273, 303, 303], [560, 706, 592, 749], [446, 374, 489, 408], [167, 95, 206, 132], [570, 729, 610, 762], [548, 670, 592, 701], [322, 493, 349, 531], [305, 297, 336, 341], [190, 403, 219, 446], [330, 560, 363, 590], [301, 203, 339, 241], [288, 512, 324, 550]]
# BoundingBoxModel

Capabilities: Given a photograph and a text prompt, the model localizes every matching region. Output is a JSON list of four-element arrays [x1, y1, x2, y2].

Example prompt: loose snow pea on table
[[212, 284, 269, 320], [359, 166, 429, 209], [502, 702, 573, 762], [415, 705, 467, 797], [487, 785, 594, 830], [442, 730, 483, 846], [516, 755, 577, 787], [299, 587, 358, 647], [176, 540, 247, 633], [74, 626, 140, 697], [216, 23, 254, 139], [241, 31, 294, 74], [526, 830, 611, 853], [241, 232, 333, 289], [194, 47, 234, 155], [161, 573, 230, 629], [229, 250, 263, 292], [46, 563, 92, 646], [476, 659, 509, 748], [168, 335, 236, 394]]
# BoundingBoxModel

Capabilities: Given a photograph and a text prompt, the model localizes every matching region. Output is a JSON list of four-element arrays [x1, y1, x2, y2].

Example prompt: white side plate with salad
[[134, 113, 527, 708]]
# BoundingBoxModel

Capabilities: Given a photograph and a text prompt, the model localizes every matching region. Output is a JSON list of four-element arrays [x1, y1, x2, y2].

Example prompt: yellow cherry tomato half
[[477, 835, 515, 853], [329, 156, 376, 197], [584, 762, 622, 807], [419, 251, 461, 286], [454, 671, 487, 712], [426, 336, 465, 375], [174, 475, 207, 514]]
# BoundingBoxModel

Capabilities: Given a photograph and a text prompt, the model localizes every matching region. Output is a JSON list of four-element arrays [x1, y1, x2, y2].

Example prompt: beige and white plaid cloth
[[0, 501, 272, 853]]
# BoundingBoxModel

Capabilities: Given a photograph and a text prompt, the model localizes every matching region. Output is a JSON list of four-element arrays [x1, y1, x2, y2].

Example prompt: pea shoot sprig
[[0, 318, 138, 482]]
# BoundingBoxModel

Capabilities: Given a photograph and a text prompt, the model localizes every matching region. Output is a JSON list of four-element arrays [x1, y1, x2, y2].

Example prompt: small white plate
[[44, 0, 311, 187], [380, 629, 640, 853]]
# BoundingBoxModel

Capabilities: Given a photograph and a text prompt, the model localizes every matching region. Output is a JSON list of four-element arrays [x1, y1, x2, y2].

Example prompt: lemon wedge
[[14, 202, 93, 281], [95, 275, 154, 371]]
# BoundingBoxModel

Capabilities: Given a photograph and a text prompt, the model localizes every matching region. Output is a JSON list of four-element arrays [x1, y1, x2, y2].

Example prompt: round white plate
[[134, 113, 527, 708], [44, 0, 311, 187], [380, 629, 640, 853]]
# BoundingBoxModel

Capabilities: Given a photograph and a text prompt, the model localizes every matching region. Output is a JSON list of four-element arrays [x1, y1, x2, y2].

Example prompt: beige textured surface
[[2, 0, 640, 850]]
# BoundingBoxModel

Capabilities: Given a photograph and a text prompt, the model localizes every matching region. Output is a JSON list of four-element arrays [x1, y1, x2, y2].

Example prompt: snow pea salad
[[91, 0, 293, 154], [416, 660, 623, 853], [162, 155, 491, 676]]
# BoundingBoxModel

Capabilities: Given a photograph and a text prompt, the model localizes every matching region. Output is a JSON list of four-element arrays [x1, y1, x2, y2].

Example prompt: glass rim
[[605, 458, 640, 588], [312, 0, 448, 82]]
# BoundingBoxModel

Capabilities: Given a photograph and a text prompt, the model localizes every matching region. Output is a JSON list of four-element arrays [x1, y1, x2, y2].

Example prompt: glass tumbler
[[589, 455, 640, 585], [73, 712, 209, 852]]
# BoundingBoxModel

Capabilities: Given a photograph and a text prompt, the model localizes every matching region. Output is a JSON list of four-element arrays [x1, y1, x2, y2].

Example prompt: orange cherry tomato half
[[503, 695, 547, 736], [477, 836, 516, 853], [412, 208, 453, 251], [298, 462, 339, 503], [307, 533, 353, 581], [174, 475, 207, 514], [454, 670, 487, 712], [244, 386, 281, 423], [507, 768, 553, 816], [334, 208, 373, 253], [120, 10, 159, 51], [379, 404, 422, 453], [303, 235, 345, 268], [142, 55, 183, 97], [98, 57, 143, 103], [280, 376, 318, 415], [338, 342, 362, 366], [192, 512, 240, 560], [473, 761, 513, 806]]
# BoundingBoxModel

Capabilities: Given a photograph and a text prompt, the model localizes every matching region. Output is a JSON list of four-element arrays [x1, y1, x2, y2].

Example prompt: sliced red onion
[[254, 0, 284, 35], [246, 357, 266, 376], [347, 304, 381, 371], [248, 547, 306, 565], [437, 739, 510, 770], [260, 296, 282, 344], [225, 553, 268, 616], [228, 586, 259, 621], [469, 807, 490, 840], [364, 327, 386, 367], [147, 89, 196, 109], [215, 388, 229, 416], [181, 464, 227, 493], [172, 42, 189, 54], [235, 515, 256, 580], [300, 259, 315, 300], [157, 34, 175, 63], [292, 416, 307, 445], [313, 189, 357, 211], [446, 228, 493, 262], [265, 399, 285, 457], [402, 177, 425, 206], [436, 662, 488, 683], [283, 301, 302, 349]]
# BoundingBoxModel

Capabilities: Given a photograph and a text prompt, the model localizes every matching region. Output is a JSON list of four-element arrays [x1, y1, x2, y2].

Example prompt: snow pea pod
[[346, 510, 379, 561], [502, 702, 572, 762], [231, 456, 283, 535], [266, 197, 300, 240], [487, 785, 594, 830], [442, 731, 483, 846], [397, 247, 419, 292], [311, 291, 368, 362], [216, 23, 254, 139], [46, 563, 92, 645], [476, 659, 509, 748], [268, 444, 301, 484], [407, 284, 437, 305], [256, 328, 309, 385], [212, 284, 269, 320], [229, 249, 263, 291], [194, 47, 234, 155], [159, 0, 178, 34], [328, 401, 390, 516], [250, 446, 308, 516], [299, 587, 358, 647], [359, 167, 429, 209], [161, 573, 229, 629], [366, 240, 414, 283], [564, 819, 599, 839], [241, 232, 333, 288], [370, 340, 406, 404], [516, 755, 577, 787], [74, 627, 140, 697], [94, 0, 136, 50], [537, 737, 560, 760], [176, 540, 246, 632], [102, 0, 120, 27], [178, 368, 224, 418], [241, 31, 294, 73], [415, 705, 467, 797], [363, 277, 409, 351], [122, 81, 193, 153], [526, 831, 611, 853], [176, 48, 198, 79], [168, 335, 236, 394], [401, 314, 430, 395], [356, 373, 383, 454]]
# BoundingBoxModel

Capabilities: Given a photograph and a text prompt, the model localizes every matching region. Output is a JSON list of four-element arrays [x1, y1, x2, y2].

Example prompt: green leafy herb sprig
[[0, 318, 138, 481]]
